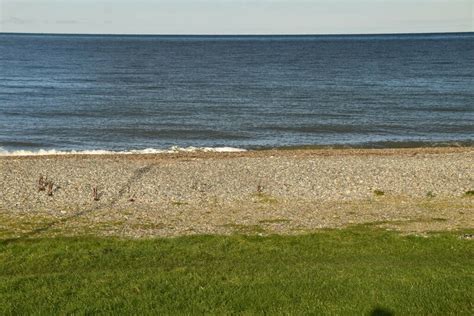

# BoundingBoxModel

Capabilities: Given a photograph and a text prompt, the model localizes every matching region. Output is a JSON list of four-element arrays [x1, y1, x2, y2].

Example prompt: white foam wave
[[0, 146, 247, 156]]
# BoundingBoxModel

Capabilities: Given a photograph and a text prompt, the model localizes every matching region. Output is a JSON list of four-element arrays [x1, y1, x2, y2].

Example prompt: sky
[[0, 0, 472, 35]]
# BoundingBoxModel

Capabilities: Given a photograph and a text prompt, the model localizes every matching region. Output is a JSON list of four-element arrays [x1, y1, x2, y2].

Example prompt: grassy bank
[[0, 227, 472, 314]]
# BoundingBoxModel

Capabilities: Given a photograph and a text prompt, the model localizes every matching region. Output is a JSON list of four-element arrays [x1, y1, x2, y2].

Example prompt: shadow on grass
[[371, 307, 394, 316], [0, 164, 156, 245]]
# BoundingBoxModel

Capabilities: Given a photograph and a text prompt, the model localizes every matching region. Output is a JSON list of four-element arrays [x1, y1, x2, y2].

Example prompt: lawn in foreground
[[0, 227, 472, 315]]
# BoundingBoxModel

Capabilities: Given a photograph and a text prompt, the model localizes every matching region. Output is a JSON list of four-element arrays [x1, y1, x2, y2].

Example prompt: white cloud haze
[[0, 0, 472, 34]]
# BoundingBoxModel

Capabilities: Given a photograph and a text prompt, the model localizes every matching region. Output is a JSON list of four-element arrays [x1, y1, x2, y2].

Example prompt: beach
[[1, 147, 472, 238]]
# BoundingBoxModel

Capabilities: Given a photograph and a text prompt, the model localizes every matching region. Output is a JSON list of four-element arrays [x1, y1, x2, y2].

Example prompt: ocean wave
[[0, 146, 247, 156]]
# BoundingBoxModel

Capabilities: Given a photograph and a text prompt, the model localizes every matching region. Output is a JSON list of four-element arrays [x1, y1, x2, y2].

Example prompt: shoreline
[[1, 145, 472, 160], [1, 147, 473, 238]]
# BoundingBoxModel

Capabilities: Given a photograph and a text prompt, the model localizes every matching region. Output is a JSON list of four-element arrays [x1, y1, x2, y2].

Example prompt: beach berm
[[1, 147, 472, 238]]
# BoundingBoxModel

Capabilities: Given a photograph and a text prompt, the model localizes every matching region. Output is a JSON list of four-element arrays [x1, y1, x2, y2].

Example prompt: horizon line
[[1, 31, 473, 37]]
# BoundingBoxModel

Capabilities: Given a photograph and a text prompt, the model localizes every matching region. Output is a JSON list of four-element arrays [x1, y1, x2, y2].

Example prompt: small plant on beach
[[259, 218, 290, 224], [38, 175, 47, 192], [255, 193, 278, 204], [373, 190, 385, 196], [93, 187, 100, 201], [464, 190, 474, 197], [172, 201, 188, 206], [426, 191, 436, 198], [46, 181, 54, 196], [253, 184, 277, 204]]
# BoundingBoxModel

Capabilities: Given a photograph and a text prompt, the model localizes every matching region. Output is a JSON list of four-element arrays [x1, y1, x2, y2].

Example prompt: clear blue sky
[[1, 0, 472, 34]]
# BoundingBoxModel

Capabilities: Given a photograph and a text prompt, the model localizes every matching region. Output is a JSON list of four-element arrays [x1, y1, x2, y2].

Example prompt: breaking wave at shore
[[0, 146, 247, 157], [1, 140, 472, 157]]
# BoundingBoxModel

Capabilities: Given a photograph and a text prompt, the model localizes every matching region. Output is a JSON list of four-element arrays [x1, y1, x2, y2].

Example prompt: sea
[[0, 33, 473, 155]]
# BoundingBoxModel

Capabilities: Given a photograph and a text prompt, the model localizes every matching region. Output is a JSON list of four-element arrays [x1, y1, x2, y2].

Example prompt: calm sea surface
[[0, 33, 473, 153]]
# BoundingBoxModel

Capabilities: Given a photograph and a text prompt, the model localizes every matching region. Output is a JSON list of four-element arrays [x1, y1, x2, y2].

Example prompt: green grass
[[259, 218, 290, 224], [171, 200, 189, 206], [253, 192, 278, 204], [0, 227, 472, 315]]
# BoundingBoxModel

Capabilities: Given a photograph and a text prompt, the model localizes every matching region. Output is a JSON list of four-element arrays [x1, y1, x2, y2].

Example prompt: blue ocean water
[[0, 33, 473, 153]]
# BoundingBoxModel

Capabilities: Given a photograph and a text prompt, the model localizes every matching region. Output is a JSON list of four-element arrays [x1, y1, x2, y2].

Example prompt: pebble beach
[[1, 147, 473, 238]]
